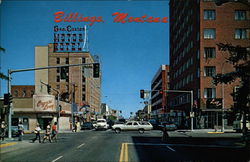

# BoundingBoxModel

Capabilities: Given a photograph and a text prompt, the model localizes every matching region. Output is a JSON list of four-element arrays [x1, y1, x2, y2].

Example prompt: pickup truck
[[112, 121, 153, 134]]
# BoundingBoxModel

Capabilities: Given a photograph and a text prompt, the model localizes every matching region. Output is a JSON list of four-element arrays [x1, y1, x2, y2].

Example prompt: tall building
[[150, 65, 170, 122], [35, 44, 101, 121], [169, 1, 249, 129]]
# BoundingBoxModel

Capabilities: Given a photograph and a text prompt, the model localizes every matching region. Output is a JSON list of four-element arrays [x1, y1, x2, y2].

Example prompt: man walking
[[42, 122, 51, 143], [18, 122, 24, 141], [0, 121, 6, 141], [51, 122, 57, 142], [32, 124, 41, 143]]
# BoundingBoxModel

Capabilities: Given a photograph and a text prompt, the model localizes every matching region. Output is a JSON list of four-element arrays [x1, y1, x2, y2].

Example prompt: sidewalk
[[165, 129, 246, 148]]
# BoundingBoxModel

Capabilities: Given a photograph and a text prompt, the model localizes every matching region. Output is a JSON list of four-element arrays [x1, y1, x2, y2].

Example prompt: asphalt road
[[1, 130, 249, 162]]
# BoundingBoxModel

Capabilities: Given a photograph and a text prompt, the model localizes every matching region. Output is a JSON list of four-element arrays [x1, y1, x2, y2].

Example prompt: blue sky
[[0, 0, 169, 118]]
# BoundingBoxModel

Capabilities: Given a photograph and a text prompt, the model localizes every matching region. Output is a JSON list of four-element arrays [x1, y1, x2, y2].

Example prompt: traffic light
[[140, 89, 144, 99], [93, 63, 100, 78], [47, 85, 51, 94], [159, 90, 163, 94], [4, 93, 13, 105], [60, 67, 68, 79]]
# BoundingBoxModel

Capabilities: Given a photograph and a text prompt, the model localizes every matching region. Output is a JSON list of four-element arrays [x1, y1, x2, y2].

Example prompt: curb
[[0, 142, 18, 148]]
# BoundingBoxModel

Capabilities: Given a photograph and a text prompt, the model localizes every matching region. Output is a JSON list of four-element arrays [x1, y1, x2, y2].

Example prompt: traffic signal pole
[[7, 63, 98, 139], [7, 69, 12, 139]]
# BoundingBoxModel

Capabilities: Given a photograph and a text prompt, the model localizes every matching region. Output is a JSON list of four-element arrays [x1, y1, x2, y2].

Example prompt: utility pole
[[40, 81, 60, 131]]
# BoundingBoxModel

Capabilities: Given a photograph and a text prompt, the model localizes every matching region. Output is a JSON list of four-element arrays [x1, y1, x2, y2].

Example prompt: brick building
[[169, 1, 250, 129], [35, 44, 101, 122], [150, 65, 170, 122]]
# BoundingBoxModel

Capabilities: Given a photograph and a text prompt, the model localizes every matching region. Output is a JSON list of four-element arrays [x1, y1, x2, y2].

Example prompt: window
[[204, 10, 215, 20], [204, 66, 216, 77], [235, 10, 246, 20], [14, 90, 18, 97], [204, 29, 215, 39], [82, 94, 85, 101], [22, 90, 26, 97], [30, 90, 34, 96], [66, 58, 69, 64], [56, 76, 60, 82], [82, 57, 85, 63], [127, 122, 132, 125], [57, 67, 60, 73], [204, 47, 216, 58], [235, 29, 248, 39], [204, 88, 216, 98], [56, 58, 60, 64]]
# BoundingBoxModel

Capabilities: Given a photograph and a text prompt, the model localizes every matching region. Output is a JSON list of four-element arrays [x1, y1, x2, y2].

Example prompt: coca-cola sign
[[33, 95, 56, 111]]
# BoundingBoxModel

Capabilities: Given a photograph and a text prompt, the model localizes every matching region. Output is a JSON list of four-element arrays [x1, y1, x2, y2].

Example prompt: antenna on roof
[[82, 25, 89, 52]]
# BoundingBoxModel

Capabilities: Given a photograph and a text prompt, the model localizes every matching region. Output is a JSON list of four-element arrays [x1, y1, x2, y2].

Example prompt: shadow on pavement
[[131, 136, 250, 162]]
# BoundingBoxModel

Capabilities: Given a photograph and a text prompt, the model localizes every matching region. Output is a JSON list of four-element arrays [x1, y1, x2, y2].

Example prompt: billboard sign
[[33, 95, 56, 111]]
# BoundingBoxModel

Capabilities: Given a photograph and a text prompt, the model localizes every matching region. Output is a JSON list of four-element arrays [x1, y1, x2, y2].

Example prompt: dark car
[[148, 119, 161, 130], [81, 122, 93, 130], [6, 126, 19, 137]]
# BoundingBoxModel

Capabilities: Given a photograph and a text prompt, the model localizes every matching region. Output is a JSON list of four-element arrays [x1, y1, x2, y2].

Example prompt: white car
[[112, 121, 153, 134], [95, 119, 108, 130]]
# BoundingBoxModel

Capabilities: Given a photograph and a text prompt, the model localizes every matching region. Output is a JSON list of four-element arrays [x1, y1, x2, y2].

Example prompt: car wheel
[[115, 128, 121, 134], [138, 129, 144, 134]]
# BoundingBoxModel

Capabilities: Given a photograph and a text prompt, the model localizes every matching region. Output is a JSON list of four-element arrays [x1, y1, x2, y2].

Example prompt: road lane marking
[[51, 156, 63, 162], [208, 132, 224, 134], [77, 143, 85, 149], [0, 142, 17, 148], [119, 143, 124, 162], [124, 143, 243, 149], [166, 146, 176, 152], [124, 143, 128, 161]]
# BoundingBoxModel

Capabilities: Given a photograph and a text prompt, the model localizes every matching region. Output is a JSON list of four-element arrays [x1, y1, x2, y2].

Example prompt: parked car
[[81, 122, 93, 130], [159, 121, 177, 131], [95, 119, 108, 130], [112, 121, 153, 134], [92, 121, 97, 129], [148, 119, 161, 130], [6, 126, 19, 137]]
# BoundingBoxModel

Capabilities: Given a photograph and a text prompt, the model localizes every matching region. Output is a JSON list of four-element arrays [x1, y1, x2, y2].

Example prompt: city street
[[1, 130, 249, 162]]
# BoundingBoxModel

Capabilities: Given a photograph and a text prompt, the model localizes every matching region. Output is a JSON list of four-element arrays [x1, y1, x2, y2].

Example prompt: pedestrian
[[162, 123, 169, 142], [18, 122, 24, 141], [51, 122, 57, 142], [42, 122, 51, 143], [0, 121, 6, 141], [32, 123, 41, 143]]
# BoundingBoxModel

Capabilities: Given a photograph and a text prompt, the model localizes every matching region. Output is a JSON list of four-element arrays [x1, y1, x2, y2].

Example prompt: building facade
[[36, 44, 101, 122], [10, 85, 72, 131], [150, 65, 170, 122], [169, 0, 250, 128]]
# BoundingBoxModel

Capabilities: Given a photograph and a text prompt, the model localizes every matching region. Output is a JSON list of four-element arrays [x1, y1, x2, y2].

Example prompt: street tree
[[213, 43, 250, 146]]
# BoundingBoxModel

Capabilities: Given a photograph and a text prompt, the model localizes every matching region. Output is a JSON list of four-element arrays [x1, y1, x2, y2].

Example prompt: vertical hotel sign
[[33, 95, 56, 111]]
